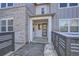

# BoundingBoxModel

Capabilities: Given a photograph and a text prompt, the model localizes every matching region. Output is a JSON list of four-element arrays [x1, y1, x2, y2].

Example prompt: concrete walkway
[[11, 43, 45, 56], [10, 42, 57, 56]]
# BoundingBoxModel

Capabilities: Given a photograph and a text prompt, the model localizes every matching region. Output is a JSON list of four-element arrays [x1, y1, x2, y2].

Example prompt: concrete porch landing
[[32, 37, 48, 43]]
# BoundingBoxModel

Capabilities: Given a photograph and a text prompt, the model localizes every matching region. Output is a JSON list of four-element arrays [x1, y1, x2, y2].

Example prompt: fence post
[[11, 32, 15, 51], [56, 34, 59, 55], [53, 32, 55, 45], [65, 38, 71, 56], [55, 35, 58, 49]]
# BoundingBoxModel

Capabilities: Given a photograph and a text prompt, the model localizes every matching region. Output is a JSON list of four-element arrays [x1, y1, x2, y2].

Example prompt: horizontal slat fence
[[0, 32, 14, 56], [52, 32, 79, 56]]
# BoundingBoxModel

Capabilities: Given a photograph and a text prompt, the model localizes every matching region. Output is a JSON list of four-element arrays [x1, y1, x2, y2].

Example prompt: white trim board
[[29, 16, 52, 43]]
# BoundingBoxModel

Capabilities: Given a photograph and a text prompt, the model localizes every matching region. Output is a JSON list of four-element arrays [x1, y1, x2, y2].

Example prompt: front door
[[33, 23, 47, 37], [42, 23, 47, 37]]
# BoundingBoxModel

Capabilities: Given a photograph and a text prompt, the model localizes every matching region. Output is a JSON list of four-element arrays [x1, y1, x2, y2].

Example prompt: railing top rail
[[52, 31, 79, 39], [0, 32, 14, 33], [0, 32, 14, 36]]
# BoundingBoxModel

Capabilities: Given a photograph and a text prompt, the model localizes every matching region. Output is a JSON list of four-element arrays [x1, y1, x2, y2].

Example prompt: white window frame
[[59, 3, 79, 9], [0, 3, 14, 9], [59, 18, 79, 33], [0, 17, 13, 32]]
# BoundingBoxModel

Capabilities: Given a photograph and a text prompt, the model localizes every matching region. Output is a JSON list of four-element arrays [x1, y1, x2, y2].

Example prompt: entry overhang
[[29, 13, 55, 18]]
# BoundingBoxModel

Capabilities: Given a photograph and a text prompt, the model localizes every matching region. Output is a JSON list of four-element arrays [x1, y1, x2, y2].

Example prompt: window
[[59, 19, 79, 32], [0, 3, 13, 8], [8, 20, 13, 31], [41, 8, 44, 14], [70, 19, 78, 32], [1, 3, 6, 8], [1, 19, 13, 32], [69, 3, 78, 6], [59, 20, 68, 32], [8, 3, 13, 7], [59, 3, 78, 8], [60, 3, 67, 8], [1, 20, 6, 32]]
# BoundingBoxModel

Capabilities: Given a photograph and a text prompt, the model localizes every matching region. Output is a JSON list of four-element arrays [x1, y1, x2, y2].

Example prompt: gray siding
[[50, 3, 79, 31], [58, 7, 79, 19], [14, 3, 35, 15]]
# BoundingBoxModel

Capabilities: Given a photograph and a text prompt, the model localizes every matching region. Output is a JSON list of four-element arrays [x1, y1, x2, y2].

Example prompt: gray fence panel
[[0, 32, 14, 56]]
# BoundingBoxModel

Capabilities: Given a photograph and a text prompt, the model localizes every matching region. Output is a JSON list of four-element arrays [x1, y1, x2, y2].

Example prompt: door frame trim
[[42, 23, 48, 37], [29, 16, 52, 43]]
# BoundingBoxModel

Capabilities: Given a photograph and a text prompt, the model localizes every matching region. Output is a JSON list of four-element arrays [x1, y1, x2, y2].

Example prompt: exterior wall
[[14, 3, 35, 15], [0, 3, 35, 45], [50, 3, 79, 32], [13, 3, 26, 7], [25, 3, 36, 15], [0, 3, 35, 15], [0, 7, 27, 44], [36, 4, 50, 15]]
